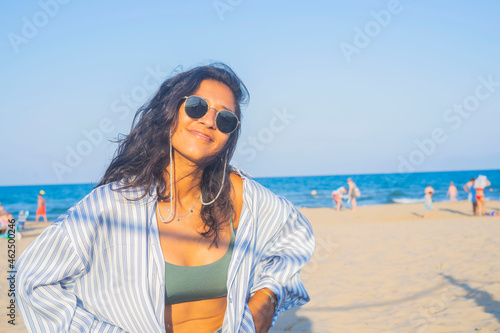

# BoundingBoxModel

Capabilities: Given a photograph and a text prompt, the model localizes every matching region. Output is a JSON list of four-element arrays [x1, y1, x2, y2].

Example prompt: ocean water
[[0, 170, 498, 221], [257, 169, 500, 208], [0, 183, 94, 222]]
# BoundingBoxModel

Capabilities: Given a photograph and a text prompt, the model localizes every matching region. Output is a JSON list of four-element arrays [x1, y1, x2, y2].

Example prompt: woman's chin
[[177, 149, 218, 166]]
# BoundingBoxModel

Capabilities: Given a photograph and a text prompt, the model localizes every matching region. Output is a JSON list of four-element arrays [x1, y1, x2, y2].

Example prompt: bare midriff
[[164, 298, 226, 333], [159, 221, 231, 333], [159, 173, 243, 332]]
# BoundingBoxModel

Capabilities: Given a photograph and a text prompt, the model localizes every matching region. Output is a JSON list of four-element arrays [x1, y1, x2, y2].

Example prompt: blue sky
[[1, 0, 499, 185]]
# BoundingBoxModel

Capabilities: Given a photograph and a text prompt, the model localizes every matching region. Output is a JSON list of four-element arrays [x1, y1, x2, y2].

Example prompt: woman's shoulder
[[230, 167, 271, 197], [91, 180, 153, 202], [58, 181, 151, 219], [54, 181, 153, 232], [231, 167, 295, 214], [229, 172, 243, 194]]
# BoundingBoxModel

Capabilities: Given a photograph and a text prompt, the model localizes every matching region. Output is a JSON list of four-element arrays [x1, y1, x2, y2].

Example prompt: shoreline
[[300, 199, 500, 223], [297, 197, 499, 208], [20, 199, 500, 223]]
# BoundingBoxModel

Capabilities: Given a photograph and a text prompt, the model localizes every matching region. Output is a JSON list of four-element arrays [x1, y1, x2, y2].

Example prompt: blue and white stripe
[[15, 171, 315, 332]]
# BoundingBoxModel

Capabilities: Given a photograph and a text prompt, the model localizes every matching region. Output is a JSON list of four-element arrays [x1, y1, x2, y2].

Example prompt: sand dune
[[2, 201, 499, 332]]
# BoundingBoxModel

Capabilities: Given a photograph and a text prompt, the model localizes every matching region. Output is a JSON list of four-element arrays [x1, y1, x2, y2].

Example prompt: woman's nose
[[198, 107, 217, 129]]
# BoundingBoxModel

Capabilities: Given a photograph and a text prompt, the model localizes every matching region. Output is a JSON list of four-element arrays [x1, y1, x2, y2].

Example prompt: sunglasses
[[182, 95, 240, 134]]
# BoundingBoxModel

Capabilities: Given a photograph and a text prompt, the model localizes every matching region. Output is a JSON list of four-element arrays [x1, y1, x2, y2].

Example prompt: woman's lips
[[188, 130, 213, 142]]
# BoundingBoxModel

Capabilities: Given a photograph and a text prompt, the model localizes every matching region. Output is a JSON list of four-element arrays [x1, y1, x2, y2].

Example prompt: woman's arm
[[247, 288, 277, 333], [249, 203, 315, 330], [15, 219, 125, 332]]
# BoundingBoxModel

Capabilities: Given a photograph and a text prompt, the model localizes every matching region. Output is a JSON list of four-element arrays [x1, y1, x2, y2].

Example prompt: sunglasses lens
[[217, 111, 239, 134], [184, 96, 208, 119]]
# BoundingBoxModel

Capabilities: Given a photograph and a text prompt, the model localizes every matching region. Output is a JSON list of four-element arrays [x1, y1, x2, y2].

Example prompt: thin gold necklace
[[159, 195, 200, 222]]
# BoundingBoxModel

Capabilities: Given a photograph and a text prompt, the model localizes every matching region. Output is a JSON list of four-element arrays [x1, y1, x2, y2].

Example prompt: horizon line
[[1, 167, 499, 188]]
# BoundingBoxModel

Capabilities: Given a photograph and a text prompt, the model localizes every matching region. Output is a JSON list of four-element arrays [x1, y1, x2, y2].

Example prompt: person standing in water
[[35, 190, 48, 223], [446, 181, 458, 202]]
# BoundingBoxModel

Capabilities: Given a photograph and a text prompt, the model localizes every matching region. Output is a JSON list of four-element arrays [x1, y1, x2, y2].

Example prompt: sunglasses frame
[[182, 95, 240, 134]]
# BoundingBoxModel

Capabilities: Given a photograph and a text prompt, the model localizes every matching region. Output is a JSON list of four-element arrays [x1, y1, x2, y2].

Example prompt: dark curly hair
[[98, 63, 249, 246]]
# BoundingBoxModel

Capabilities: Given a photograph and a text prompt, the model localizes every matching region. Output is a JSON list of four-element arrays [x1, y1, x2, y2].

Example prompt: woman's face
[[171, 79, 236, 164]]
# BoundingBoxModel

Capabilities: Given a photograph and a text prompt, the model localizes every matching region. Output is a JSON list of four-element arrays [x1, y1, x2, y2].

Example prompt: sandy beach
[[2, 200, 499, 332]]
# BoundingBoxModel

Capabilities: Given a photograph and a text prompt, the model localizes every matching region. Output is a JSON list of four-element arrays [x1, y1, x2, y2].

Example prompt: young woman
[[474, 175, 491, 216], [35, 190, 48, 223], [15, 63, 315, 333]]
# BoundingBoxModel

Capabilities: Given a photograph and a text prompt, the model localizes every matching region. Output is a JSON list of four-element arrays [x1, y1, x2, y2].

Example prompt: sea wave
[[392, 198, 424, 204], [390, 190, 406, 196]]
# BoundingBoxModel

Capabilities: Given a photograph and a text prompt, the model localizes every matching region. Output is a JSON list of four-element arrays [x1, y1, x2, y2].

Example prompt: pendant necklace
[[158, 195, 200, 222]]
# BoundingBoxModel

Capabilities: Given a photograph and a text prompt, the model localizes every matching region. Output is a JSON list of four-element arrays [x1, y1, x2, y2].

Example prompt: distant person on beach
[[15, 63, 314, 333], [347, 178, 360, 212], [35, 190, 48, 223], [0, 203, 13, 229], [0, 203, 12, 222], [463, 178, 477, 215], [446, 181, 458, 202], [474, 175, 491, 216], [332, 186, 347, 212], [311, 189, 317, 196], [424, 185, 434, 218]]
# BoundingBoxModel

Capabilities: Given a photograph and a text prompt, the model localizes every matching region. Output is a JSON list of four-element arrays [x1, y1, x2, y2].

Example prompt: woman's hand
[[248, 289, 277, 333]]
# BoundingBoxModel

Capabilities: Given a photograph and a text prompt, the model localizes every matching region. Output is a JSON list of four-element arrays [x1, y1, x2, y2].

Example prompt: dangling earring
[[201, 152, 228, 206], [157, 130, 175, 223]]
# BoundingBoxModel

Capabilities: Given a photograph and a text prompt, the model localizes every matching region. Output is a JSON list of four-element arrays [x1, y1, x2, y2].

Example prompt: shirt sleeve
[[15, 223, 126, 333], [250, 204, 315, 326]]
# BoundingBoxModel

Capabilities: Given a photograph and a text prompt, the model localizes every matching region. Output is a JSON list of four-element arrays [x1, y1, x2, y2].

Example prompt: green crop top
[[164, 216, 235, 305]]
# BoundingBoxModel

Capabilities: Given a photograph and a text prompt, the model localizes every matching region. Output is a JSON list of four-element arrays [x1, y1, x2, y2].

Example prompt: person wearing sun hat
[[332, 186, 347, 211], [35, 190, 47, 223]]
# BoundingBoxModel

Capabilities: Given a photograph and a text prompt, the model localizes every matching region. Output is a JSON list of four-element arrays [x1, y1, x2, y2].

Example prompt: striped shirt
[[15, 171, 315, 332]]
